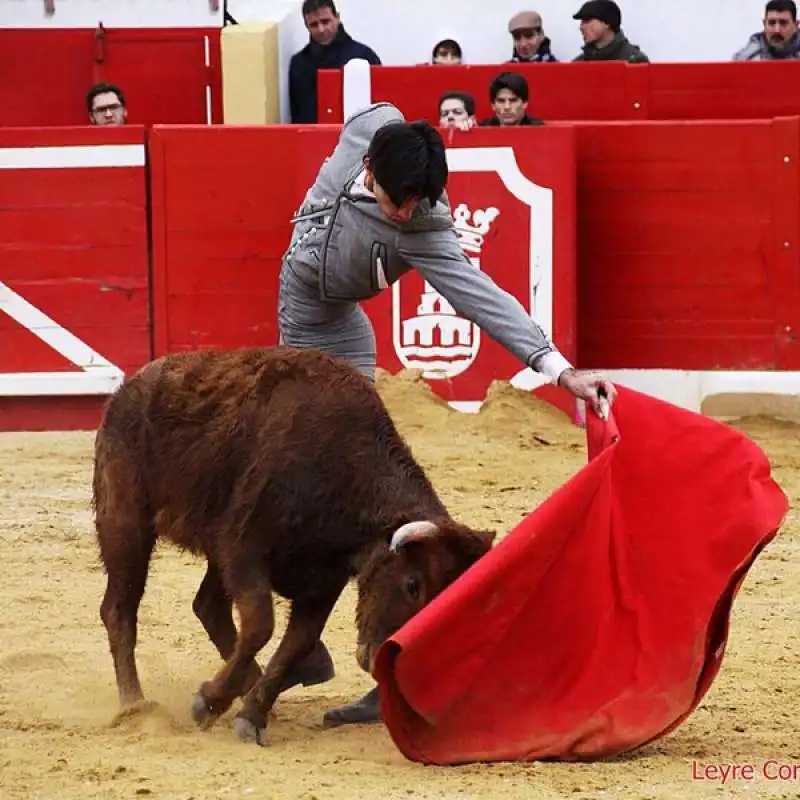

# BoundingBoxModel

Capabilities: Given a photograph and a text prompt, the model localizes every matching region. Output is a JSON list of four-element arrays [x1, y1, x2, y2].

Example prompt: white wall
[[0, 0, 222, 28], [227, 0, 768, 64]]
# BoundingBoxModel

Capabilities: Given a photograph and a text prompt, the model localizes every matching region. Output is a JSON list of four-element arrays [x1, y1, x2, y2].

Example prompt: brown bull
[[93, 346, 495, 745]]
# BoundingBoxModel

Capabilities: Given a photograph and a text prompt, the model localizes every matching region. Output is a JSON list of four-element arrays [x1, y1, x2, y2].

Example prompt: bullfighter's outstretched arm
[[397, 227, 572, 381]]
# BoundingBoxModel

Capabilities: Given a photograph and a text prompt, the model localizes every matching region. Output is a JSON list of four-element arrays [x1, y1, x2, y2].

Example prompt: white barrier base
[[446, 369, 800, 421]]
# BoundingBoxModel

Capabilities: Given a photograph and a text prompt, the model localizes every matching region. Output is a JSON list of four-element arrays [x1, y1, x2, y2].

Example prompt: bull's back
[[94, 347, 395, 548]]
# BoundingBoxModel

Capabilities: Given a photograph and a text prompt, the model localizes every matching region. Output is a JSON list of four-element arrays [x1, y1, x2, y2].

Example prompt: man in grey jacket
[[733, 0, 800, 60], [277, 101, 617, 726]]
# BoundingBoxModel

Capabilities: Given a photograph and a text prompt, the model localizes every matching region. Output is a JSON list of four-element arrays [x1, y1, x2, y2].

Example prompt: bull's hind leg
[[97, 516, 157, 708], [192, 561, 262, 696], [190, 562, 275, 730], [234, 574, 348, 746]]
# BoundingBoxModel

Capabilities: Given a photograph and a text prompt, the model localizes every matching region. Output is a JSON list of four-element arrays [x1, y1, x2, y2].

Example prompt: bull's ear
[[474, 528, 498, 552], [447, 527, 496, 564], [474, 528, 497, 546], [389, 520, 439, 552]]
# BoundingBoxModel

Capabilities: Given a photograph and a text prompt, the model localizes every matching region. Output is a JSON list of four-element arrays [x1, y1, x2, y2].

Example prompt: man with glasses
[[87, 83, 127, 126]]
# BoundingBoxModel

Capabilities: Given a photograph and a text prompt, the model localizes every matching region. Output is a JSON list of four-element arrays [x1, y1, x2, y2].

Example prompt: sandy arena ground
[[0, 371, 798, 800]]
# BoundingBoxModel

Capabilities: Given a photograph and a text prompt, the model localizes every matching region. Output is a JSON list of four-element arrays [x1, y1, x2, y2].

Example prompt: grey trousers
[[276, 261, 377, 381]]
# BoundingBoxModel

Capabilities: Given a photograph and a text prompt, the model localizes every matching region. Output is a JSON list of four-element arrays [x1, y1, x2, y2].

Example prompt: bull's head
[[355, 518, 496, 673]]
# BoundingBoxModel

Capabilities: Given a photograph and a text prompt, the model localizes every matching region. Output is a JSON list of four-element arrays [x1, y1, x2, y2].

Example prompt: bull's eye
[[405, 575, 421, 601]]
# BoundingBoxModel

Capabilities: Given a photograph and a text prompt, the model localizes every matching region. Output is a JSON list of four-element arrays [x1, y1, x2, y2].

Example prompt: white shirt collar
[[351, 168, 375, 197]]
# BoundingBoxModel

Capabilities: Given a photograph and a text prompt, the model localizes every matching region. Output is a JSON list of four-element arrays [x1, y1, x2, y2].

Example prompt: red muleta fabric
[[373, 385, 788, 764]]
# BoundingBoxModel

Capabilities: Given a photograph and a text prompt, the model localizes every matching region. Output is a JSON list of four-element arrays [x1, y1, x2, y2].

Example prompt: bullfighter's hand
[[557, 369, 617, 420]]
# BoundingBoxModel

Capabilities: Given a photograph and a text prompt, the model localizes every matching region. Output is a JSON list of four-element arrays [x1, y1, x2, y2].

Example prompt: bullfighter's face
[[354, 520, 495, 674], [362, 159, 421, 224]]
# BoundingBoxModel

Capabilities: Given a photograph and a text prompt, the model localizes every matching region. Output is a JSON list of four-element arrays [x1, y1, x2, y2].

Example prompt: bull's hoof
[[233, 715, 268, 746], [190, 692, 219, 729]]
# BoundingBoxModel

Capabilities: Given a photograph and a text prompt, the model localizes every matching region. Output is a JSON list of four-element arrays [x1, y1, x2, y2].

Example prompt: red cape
[[373, 385, 788, 764]]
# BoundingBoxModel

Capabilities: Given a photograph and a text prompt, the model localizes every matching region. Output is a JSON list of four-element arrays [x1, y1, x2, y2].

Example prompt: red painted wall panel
[[575, 118, 800, 370], [0, 125, 151, 432], [647, 62, 800, 120], [317, 61, 800, 125], [148, 124, 341, 354], [0, 28, 221, 128]]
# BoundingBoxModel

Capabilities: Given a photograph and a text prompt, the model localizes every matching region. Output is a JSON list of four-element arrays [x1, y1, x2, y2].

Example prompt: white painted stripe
[[0, 371, 123, 397], [0, 282, 121, 370], [204, 34, 211, 67], [448, 401, 481, 413], [0, 281, 125, 396], [0, 144, 145, 170], [206, 85, 213, 125]]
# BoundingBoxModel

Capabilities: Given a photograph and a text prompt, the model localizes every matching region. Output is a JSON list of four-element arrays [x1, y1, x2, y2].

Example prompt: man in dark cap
[[507, 10, 557, 62], [572, 0, 649, 62]]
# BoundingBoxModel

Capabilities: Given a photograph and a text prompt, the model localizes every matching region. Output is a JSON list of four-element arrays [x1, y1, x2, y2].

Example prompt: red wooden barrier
[[0, 125, 151, 431], [0, 28, 222, 128], [575, 117, 800, 371], [147, 124, 340, 355], [317, 61, 800, 126], [148, 123, 578, 414], [5, 116, 800, 431]]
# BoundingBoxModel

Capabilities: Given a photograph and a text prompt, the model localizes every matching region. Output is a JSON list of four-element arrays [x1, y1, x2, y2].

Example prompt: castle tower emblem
[[393, 203, 500, 379]]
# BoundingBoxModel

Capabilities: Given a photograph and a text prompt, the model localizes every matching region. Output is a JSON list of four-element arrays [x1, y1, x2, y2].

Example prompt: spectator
[[289, 0, 381, 123], [733, 0, 800, 59], [508, 11, 557, 62], [438, 90, 477, 129], [87, 83, 127, 126], [479, 71, 544, 126], [572, 0, 649, 62], [432, 38, 463, 64]]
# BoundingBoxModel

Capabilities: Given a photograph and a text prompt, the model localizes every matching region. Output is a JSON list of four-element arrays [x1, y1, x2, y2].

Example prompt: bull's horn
[[389, 520, 440, 552]]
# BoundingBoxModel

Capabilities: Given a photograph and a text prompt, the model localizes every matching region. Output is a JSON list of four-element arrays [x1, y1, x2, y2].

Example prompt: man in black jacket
[[289, 0, 381, 123], [479, 72, 544, 126], [572, 0, 649, 63]]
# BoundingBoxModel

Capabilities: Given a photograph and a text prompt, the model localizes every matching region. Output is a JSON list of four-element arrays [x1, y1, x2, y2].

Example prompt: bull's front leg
[[190, 566, 274, 731], [234, 577, 347, 746]]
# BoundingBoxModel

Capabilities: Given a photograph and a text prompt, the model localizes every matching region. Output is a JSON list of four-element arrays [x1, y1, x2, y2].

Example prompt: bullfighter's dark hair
[[438, 90, 476, 117], [766, 0, 797, 19], [366, 120, 448, 208], [301, 0, 338, 16], [86, 82, 125, 113], [489, 71, 529, 103]]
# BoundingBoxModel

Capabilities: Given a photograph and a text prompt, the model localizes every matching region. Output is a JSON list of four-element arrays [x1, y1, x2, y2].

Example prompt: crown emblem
[[453, 203, 500, 254]]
